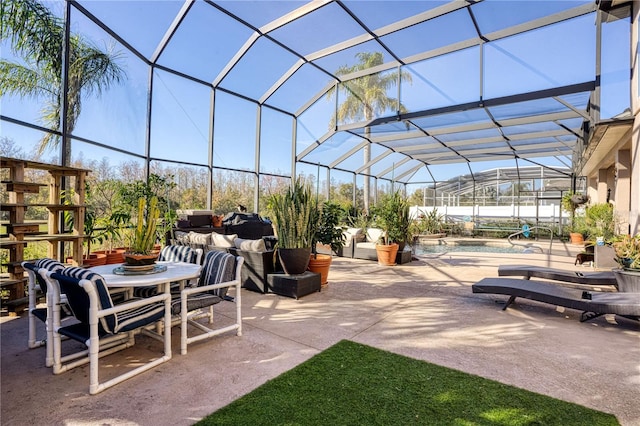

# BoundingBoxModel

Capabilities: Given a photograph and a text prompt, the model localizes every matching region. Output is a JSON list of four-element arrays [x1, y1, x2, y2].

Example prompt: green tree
[[328, 52, 412, 213], [1, 0, 126, 164]]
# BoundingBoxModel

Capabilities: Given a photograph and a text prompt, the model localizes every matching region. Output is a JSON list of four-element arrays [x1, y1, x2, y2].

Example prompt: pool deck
[[2, 239, 639, 425]]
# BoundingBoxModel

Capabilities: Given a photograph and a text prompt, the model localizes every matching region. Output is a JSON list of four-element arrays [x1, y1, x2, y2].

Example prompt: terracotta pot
[[93, 249, 126, 265], [67, 253, 107, 267], [278, 247, 311, 275], [307, 253, 332, 285], [376, 243, 399, 266], [569, 232, 584, 245], [212, 215, 223, 227]]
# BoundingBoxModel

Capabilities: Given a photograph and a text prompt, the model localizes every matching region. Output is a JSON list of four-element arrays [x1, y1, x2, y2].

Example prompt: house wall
[[631, 3, 640, 235]]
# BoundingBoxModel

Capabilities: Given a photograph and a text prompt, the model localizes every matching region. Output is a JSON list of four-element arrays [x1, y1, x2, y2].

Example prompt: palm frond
[[0, 60, 54, 98]]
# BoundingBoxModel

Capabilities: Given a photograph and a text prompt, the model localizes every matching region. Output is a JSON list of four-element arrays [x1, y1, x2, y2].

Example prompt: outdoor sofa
[[172, 229, 276, 294], [348, 227, 412, 264]]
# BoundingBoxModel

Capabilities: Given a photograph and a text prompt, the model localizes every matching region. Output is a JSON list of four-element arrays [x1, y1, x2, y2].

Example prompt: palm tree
[[328, 52, 411, 213], [0, 0, 126, 165]]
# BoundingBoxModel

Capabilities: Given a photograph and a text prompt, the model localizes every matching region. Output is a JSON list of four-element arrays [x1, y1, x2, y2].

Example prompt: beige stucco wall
[[631, 4, 639, 235]]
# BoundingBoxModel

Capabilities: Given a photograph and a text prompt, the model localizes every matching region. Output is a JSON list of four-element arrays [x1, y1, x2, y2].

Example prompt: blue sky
[[2, 1, 630, 186]]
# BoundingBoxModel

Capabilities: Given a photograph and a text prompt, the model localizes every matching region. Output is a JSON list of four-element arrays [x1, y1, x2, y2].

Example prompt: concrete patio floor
[[2, 240, 639, 426]]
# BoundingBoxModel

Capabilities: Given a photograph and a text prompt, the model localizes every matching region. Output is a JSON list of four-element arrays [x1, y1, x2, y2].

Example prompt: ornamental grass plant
[[128, 196, 160, 255], [267, 178, 317, 249]]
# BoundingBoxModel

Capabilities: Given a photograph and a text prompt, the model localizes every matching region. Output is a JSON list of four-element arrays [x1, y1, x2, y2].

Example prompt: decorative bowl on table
[[122, 252, 159, 267]]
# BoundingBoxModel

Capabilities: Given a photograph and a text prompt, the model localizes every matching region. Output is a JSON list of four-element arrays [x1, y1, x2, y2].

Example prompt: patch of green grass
[[198, 340, 618, 426]]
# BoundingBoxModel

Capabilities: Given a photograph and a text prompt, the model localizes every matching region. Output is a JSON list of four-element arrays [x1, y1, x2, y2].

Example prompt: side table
[[267, 272, 321, 299]]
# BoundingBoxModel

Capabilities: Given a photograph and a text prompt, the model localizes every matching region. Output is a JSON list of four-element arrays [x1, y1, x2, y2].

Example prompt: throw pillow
[[366, 228, 385, 243], [344, 228, 365, 245], [211, 233, 237, 248], [188, 231, 212, 245], [173, 231, 189, 244], [234, 237, 266, 252]]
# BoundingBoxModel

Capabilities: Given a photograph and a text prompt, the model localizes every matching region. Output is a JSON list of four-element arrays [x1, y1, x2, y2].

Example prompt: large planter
[[67, 253, 107, 267], [594, 245, 618, 269], [569, 232, 584, 245], [307, 253, 332, 285], [613, 268, 640, 292], [376, 243, 399, 266], [278, 247, 312, 275]]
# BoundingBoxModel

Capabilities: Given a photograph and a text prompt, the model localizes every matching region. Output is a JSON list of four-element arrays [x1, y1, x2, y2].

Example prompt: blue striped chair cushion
[[133, 245, 198, 299], [55, 267, 164, 334], [170, 251, 235, 315], [198, 251, 236, 298], [158, 245, 197, 263], [132, 286, 159, 298], [56, 267, 117, 333], [33, 258, 65, 293], [35, 258, 65, 271], [171, 293, 222, 316]]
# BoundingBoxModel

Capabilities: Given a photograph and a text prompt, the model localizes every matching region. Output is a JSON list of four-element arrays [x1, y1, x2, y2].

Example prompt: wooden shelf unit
[[1, 157, 90, 314]]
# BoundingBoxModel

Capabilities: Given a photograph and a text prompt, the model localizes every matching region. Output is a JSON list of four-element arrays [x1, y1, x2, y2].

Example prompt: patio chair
[[497, 265, 617, 289], [472, 277, 640, 322], [172, 250, 243, 355], [133, 245, 203, 298], [47, 266, 170, 394], [23, 259, 68, 367]]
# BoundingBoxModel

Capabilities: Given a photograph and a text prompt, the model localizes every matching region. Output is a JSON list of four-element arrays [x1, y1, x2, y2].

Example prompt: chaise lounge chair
[[498, 265, 617, 290], [472, 277, 640, 322]]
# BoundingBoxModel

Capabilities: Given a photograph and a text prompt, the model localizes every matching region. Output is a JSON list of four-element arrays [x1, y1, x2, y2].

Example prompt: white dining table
[[89, 261, 202, 289], [89, 261, 202, 358]]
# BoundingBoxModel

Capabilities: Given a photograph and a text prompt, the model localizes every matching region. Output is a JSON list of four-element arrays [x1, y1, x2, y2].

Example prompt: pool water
[[413, 242, 525, 255]]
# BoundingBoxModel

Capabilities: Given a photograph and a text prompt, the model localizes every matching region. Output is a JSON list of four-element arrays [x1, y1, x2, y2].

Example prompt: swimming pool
[[413, 239, 526, 255]]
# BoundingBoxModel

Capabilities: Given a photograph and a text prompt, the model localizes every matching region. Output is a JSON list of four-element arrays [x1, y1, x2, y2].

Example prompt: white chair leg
[[181, 294, 188, 355], [236, 284, 242, 337]]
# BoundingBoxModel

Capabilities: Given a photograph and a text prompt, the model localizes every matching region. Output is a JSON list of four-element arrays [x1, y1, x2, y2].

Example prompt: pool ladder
[[507, 226, 554, 254]]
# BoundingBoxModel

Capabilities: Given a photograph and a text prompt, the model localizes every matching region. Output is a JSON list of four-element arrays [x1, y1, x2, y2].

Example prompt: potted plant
[[123, 196, 161, 266], [372, 191, 409, 266], [584, 202, 616, 242], [410, 208, 445, 240], [78, 209, 107, 266], [92, 210, 130, 264], [583, 202, 618, 268], [561, 191, 589, 244], [308, 201, 345, 285], [117, 173, 176, 248], [612, 233, 640, 292], [267, 178, 317, 275]]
